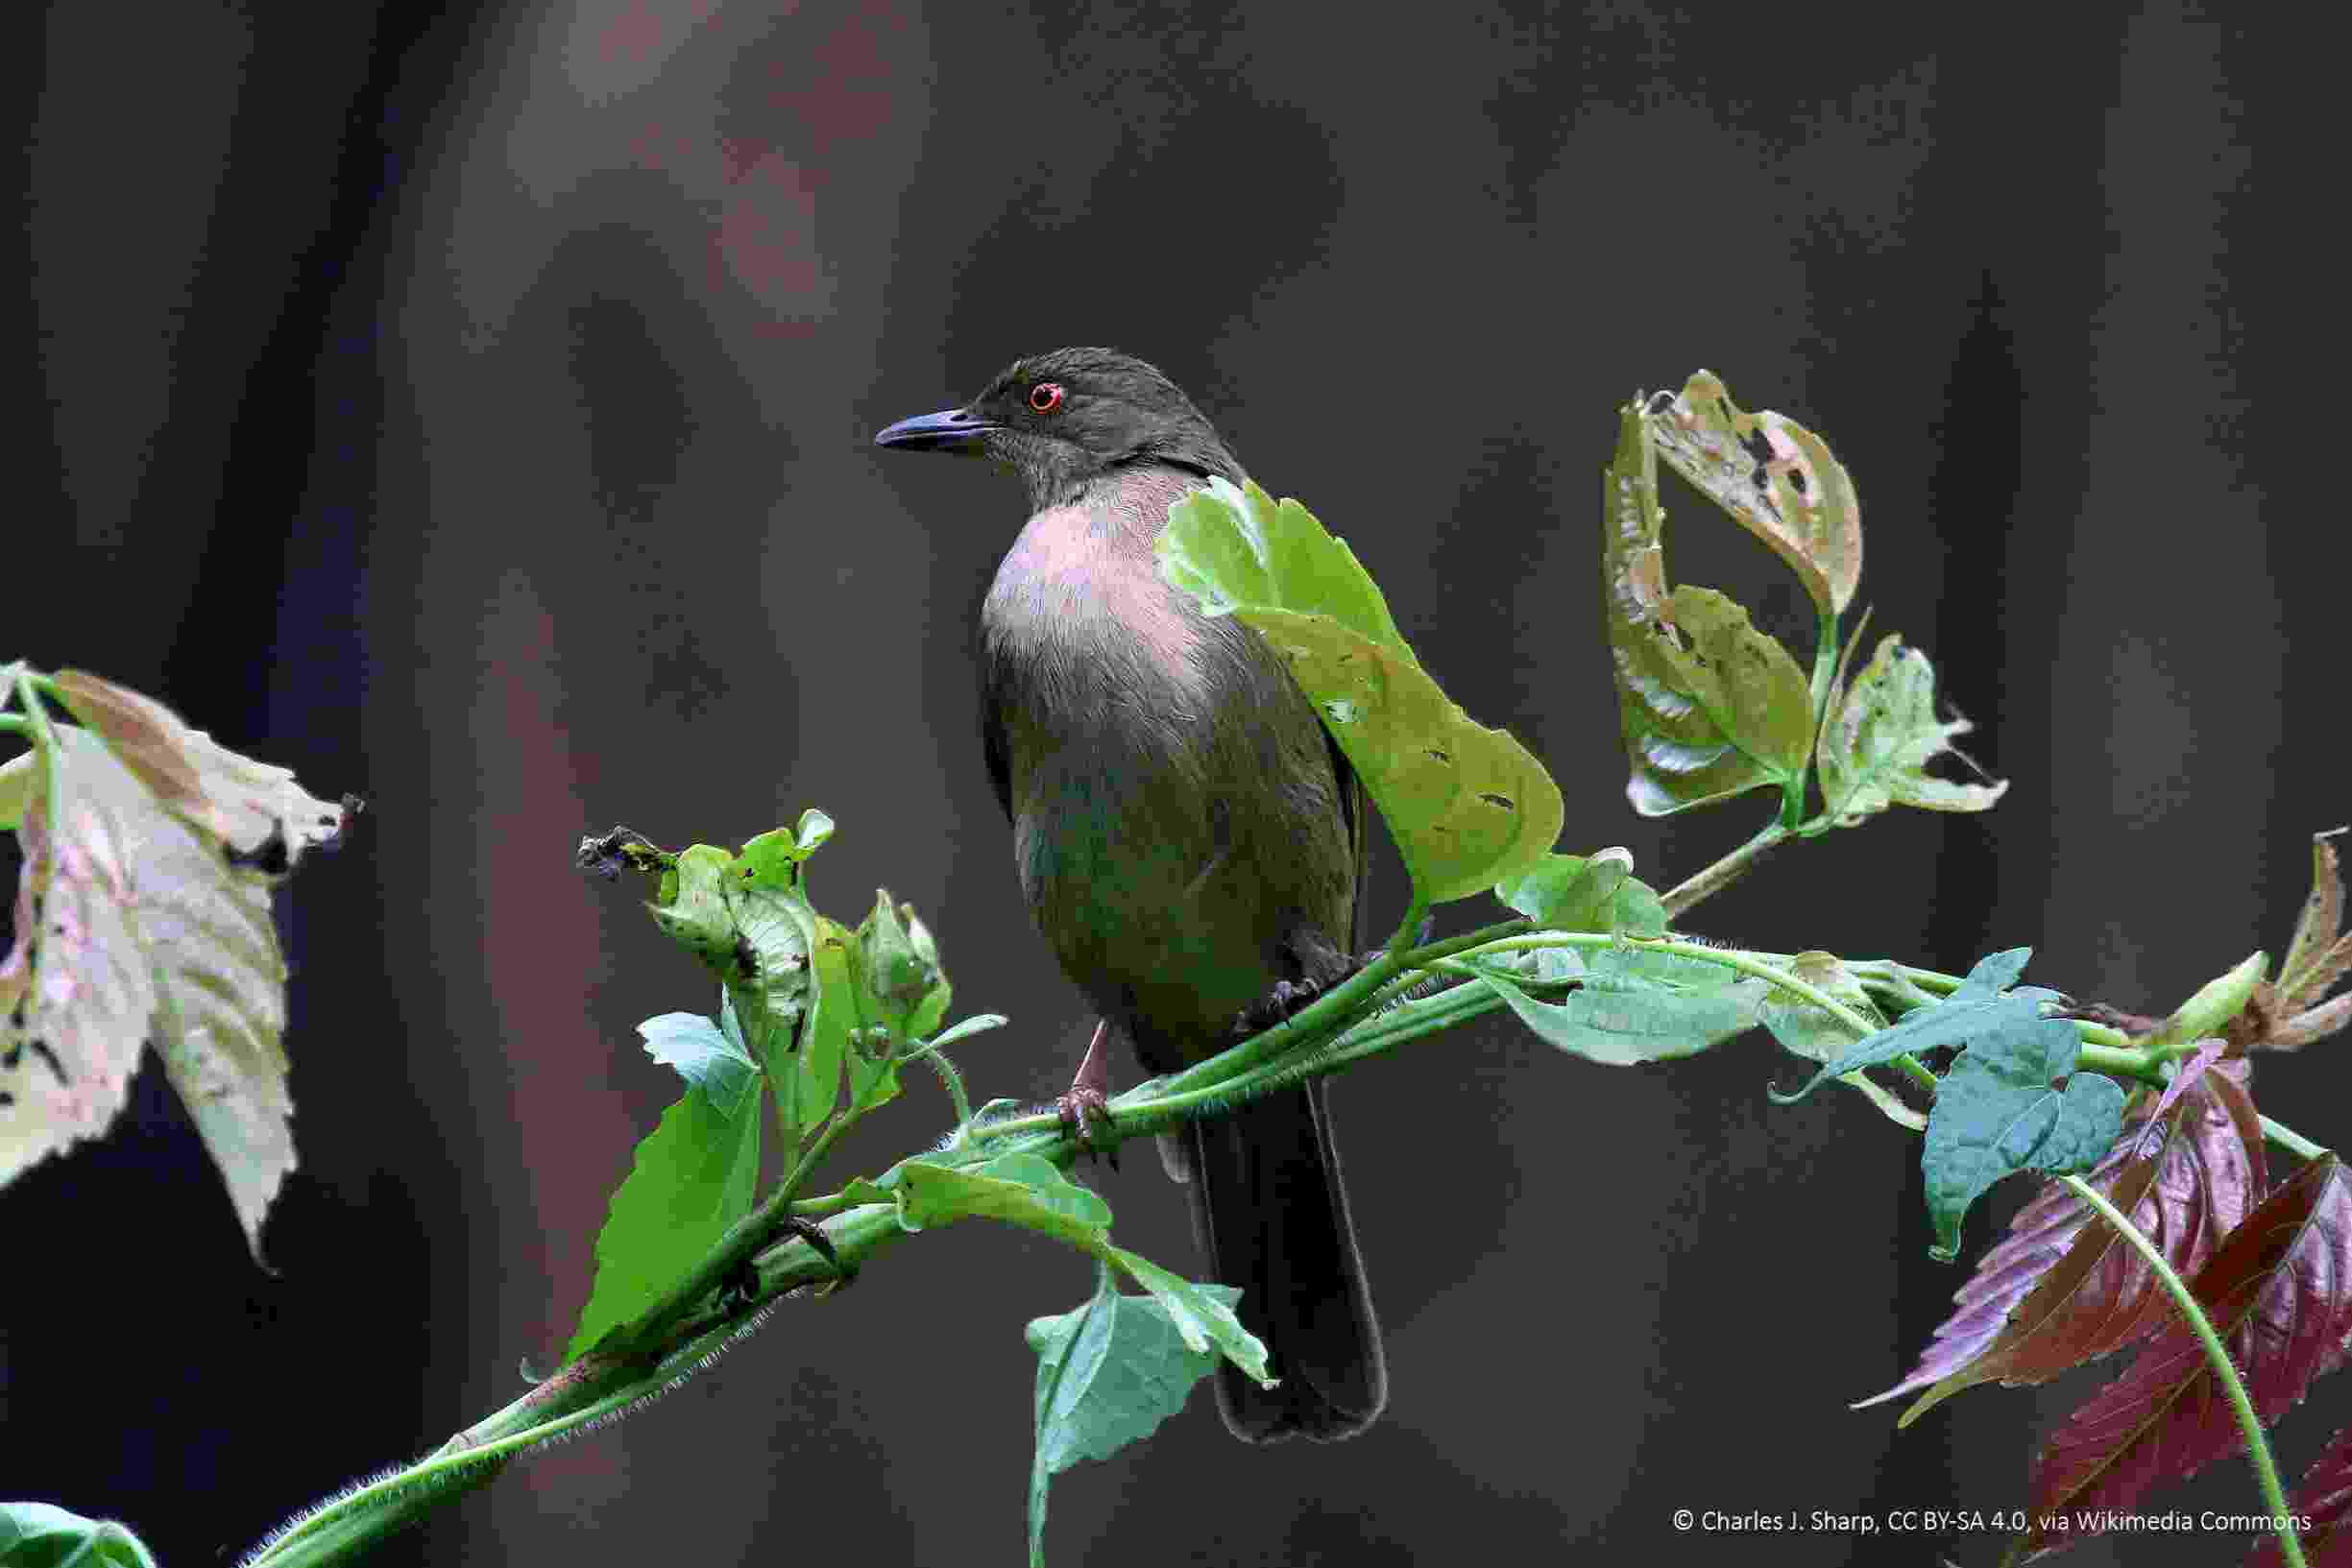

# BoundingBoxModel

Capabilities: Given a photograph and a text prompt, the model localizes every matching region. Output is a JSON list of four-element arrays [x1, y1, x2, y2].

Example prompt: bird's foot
[[1055, 1020, 1120, 1170], [1233, 975, 1327, 1037], [1233, 916, 1438, 1038], [719, 1216, 854, 1313]]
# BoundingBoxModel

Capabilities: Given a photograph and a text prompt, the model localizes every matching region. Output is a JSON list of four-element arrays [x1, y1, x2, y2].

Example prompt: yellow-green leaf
[[1159, 477, 1563, 903], [1644, 370, 1863, 617]]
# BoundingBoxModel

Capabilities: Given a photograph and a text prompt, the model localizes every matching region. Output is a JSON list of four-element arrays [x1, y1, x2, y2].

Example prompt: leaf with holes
[[50, 669, 354, 864], [1643, 369, 1863, 618], [1158, 477, 1563, 903], [1860, 1049, 2265, 1421], [2, 726, 327, 1261], [1814, 633, 2005, 827], [2020, 1155, 2352, 1557], [1600, 401, 1814, 816]]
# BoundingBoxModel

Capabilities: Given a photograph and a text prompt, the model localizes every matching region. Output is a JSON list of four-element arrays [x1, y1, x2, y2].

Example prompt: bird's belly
[[1011, 745, 1308, 1065]]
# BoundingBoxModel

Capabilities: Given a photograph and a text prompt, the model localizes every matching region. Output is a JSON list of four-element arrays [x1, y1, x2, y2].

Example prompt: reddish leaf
[[1860, 1055, 2264, 1421], [2278, 831, 2351, 1014], [2243, 830, 2352, 1054], [2021, 1154, 2352, 1558], [2247, 1424, 2352, 1565]]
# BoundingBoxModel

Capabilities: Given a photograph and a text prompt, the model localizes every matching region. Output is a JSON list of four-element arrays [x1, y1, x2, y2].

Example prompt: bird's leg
[[718, 1217, 853, 1312], [1055, 1020, 1120, 1170], [1233, 915, 1439, 1038]]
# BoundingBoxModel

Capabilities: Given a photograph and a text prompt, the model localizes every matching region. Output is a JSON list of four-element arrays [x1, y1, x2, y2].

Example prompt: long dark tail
[[1182, 1080, 1386, 1441]]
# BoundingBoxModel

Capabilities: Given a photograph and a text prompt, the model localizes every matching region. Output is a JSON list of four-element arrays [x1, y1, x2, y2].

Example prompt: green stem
[[2057, 1174, 2305, 1568], [2261, 1116, 2331, 1163], [0, 712, 27, 737], [251, 1297, 790, 1567], [1661, 819, 1790, 918], [908, 1045, 971, 1124], [13, 669, 64, 850], [604, 1095, 863, 1360], [968, 915, 1534, 1147], [1458, 931, 1940, 1093], [1780, 603, 1842, 831]]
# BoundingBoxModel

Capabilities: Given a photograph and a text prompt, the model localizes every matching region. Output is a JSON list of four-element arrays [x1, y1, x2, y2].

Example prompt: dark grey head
[[874, 347, 1243, 512]]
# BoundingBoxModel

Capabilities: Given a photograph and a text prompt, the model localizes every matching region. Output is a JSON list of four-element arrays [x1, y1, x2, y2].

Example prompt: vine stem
[[1661, 819, 1788, 917], [2056, 1173, 2305, 1568]]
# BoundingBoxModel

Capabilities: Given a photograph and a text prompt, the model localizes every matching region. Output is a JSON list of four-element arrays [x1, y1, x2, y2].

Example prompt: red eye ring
[[1029, 382, 1065, 414]]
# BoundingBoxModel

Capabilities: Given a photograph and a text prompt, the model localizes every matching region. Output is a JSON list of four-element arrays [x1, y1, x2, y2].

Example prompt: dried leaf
[[2021, 1155, 2352, 1556], [1815, 634, 2006, 826], [51, 670, 352, 866], [3, 728, 306, 1258], [2279, 830, 2350, 1013], [2273, 992, 2352, 1051]]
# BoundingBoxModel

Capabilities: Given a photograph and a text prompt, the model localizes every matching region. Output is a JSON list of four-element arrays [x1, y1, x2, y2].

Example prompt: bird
[[874, 347, 1386, 1442]]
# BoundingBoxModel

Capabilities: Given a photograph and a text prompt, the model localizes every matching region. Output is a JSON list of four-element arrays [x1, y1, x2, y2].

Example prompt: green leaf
[[636, 1013, 759, 1115], [816, 920, 897, 1116], [1158, 477, 1564, 904], [1922, 1025, 2126, 1263], [921, 1013, 1010, 1054], [857, 888, 953, 1045], [1105, 1246, 1273, 1384], [1027, 1264, 1223, 1568], [0, 749, 32, 832], [1643, 369, 1864, 617], [1491, 849, 1668, 937], [852, 1152, 1113, 1247], [1601, 404, 1815, 816], [1753, 953, 1922, 1131], [642, 830, 862, 1143], [2139, 951, 2267, 1050], [1814, 634, 2006, 826], [645, 844, 746, 975], [0, 1502, 159, 1568], [565, 1078, 763, 1362], [1771, 948, 2059, 1104], [1472, 959, 1762, 1065]]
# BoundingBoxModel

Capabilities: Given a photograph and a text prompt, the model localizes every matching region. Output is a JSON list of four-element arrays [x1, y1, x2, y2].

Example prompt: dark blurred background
[[0, 3, 2319, 1564]]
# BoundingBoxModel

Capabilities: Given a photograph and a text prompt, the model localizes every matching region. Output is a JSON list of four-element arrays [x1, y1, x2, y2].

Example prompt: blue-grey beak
[[873, 406, 997, 452]]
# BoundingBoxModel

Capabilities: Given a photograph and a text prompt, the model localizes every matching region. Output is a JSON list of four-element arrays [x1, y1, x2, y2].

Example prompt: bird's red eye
[[1029, 382, 1065, 414]]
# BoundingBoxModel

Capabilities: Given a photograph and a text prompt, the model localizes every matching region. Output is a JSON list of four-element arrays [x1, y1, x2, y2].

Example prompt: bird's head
[[874, 347, 1241, 511]]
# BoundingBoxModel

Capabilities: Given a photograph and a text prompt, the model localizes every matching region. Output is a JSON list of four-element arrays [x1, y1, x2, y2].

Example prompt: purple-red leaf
[[1860, 1055, 2264, 1422], [2021, 1154, 2352, 1558], [2247, 1424, 2352, 1565]]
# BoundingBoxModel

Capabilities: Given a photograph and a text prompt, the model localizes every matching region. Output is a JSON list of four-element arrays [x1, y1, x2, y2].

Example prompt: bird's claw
[[722, 1217, 854, 1311], [1057, 1021, 1120, 1170], [1233, 975, 1325, 1036]]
